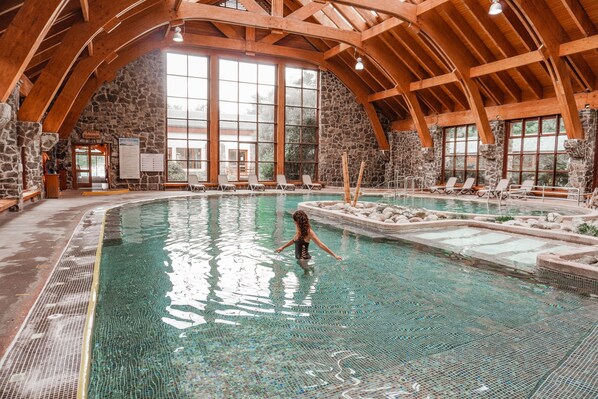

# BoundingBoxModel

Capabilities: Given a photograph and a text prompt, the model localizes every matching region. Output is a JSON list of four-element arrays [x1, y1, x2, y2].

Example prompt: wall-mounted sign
[[82, 130, 102, 139], [141, 153, 164, 172], [119, 138, 140, 179]]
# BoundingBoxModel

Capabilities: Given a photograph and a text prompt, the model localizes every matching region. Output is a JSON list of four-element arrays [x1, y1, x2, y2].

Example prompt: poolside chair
[[507, 179, 534, 199], [477, 178, 510, 199], [188, 175, 206, 192], [217, 174, 236, 191], [429, 177, 457, 194], [248, 174, 265, 191], [276, 175, 296, 191], [302, 175, 322, 190], [446, 177, 475, 196]]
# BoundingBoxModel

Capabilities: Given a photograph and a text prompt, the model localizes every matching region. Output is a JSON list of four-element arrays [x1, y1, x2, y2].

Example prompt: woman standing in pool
[[275, 210, 342, 262]]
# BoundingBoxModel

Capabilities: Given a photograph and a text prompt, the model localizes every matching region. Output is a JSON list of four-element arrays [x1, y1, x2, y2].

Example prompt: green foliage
[[494, 215, 515, 223], [576, 223, 598, 237], [168, 162, 186, 182]]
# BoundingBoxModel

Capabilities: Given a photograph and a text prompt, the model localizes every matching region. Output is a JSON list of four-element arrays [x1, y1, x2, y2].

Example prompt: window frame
[[504, 115, 568, 187], [441, 124, 482, 185], [284, 66, 320, 182], [166, 52, 210, 182]]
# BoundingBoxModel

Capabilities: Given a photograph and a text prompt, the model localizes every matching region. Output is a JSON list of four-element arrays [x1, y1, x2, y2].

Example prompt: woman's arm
[[310, 230, 342, 260], [275, 236, 296, 253]]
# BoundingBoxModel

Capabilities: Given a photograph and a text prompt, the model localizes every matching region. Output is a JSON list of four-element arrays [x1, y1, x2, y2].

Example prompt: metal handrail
[[505, 184, 584, 206]]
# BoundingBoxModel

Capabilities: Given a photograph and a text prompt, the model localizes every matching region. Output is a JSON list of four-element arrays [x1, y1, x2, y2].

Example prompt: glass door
[[73, 144, 109, 188]]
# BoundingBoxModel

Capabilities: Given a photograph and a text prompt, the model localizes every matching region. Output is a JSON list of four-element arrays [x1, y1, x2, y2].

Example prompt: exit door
[[73, 144, 109, 188]]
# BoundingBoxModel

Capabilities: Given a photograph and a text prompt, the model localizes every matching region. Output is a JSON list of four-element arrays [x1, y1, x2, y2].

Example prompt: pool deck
[[0, 188, 597, 398]]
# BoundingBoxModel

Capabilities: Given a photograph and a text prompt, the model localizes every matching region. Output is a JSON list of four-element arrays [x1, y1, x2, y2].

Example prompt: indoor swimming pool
[[89, 194, 598, 398]]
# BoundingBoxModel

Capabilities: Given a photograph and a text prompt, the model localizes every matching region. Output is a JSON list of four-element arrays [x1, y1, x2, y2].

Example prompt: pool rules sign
[[119, 138, 140, 179]]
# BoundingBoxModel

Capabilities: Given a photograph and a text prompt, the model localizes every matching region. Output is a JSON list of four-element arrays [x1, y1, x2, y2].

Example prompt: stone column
[[0, 103, 11, 130], [566, 109, 597, 192], [17, 121, 43, 192], [0, 86, 22, 204], [420, 125, 442, 187], [479, 120, 505, 186]]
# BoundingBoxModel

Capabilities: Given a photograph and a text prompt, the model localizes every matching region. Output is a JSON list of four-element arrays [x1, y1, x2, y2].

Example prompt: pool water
[[90, 195, 597, 398], [376, 195, 583, 216]]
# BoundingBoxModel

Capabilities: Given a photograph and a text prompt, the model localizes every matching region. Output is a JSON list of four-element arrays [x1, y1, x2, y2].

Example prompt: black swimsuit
[[294, 237, 311, 260]]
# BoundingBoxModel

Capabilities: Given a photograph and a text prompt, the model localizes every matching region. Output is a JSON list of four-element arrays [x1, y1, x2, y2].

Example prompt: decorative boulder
[[409, 217, 423, 223], [545, 212, 563, 223], [424, 215, 439, 221]]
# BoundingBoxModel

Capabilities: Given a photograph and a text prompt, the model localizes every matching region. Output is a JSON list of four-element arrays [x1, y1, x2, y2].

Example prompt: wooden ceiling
[[0, 0, 597, 148]]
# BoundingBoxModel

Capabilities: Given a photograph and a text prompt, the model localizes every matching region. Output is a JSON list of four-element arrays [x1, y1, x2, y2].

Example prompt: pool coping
[[1, 190, 596, 399]]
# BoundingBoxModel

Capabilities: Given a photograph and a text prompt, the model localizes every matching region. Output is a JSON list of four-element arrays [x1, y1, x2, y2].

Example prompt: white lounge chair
[[477, 178, 510, 199], [446, 177, 475, 196], [276, 175, 296, 191], [429, 177, 457, 194], [188, 174, 206, 192], [248, 174, 265, 191], [507, 179, 534, 199], [302, 174, 322, 190], [218, 174, 236, 191]]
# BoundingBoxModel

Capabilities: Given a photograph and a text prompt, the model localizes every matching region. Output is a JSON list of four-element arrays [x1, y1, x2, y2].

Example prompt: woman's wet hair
[[293, 210, 311, 239]]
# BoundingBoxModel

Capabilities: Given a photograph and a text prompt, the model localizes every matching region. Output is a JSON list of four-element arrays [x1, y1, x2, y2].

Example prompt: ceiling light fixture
[[173, 26, 184, 42], [355, 56, 364, 71], [489, 0, 502, 15]]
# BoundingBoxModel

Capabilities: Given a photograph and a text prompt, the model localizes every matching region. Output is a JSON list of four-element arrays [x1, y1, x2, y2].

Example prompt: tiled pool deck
[[0, 189, 597, 398]]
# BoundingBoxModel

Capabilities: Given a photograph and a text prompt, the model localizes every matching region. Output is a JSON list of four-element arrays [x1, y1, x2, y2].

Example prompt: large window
[[285, 67, 319, 181], [219, 59, 276, 181], [442, 124, 484, 184], [505, 116, 568, 187], [166, 53, 209, 182]]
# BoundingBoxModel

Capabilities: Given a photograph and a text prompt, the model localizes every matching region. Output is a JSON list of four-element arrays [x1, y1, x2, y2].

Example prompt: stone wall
[[58, 50, 166, 190], [17, 121, 43, 191], [0, 86, 22, 200], [319, 71, 388, 187], [566, 109, 597, 192]]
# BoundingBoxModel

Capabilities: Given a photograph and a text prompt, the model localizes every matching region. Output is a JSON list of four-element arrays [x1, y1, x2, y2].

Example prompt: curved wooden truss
[[1, 0, 597, 147]]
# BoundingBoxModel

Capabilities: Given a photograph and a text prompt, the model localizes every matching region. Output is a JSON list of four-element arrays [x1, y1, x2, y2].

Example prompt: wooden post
[[342, 152, 350, 203], [352, 161, 366, 207]]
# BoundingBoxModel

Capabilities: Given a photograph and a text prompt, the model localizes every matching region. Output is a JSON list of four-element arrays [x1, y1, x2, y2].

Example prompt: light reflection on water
[[158, 196, 327, 330]]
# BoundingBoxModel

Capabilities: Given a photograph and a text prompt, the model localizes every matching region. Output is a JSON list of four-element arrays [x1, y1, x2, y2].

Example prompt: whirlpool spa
[[81, 194, 598, 399]]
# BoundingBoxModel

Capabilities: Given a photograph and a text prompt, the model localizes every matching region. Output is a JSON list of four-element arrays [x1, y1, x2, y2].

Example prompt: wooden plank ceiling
[[0, 0, 597, 147]]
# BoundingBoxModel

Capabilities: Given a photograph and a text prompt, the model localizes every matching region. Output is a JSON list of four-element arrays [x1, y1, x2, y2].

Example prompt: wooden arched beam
[[331, 1, 495, 144], [43, 1, 177, 132], [363, 40, 432, 147], [417, 12, 495, 144], [58, 32, 388, 151], [45, 2, 416, 148], [510, 0, 584, 139], [18, 0, 151, 122], [0, 0, 69, 101]]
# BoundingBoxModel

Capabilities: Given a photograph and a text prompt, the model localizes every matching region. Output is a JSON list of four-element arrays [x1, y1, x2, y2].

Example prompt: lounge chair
[[302, 174, 322, 190], [507, 179, 534, 199], [217, 174, 236, 191], [276, 175, 296, 191], [446, 177, 475, 196], [248, 174, 265, 191], [188, 174, 206, 192], [477, 178, 510, 199], [429, 177, 457, 194]]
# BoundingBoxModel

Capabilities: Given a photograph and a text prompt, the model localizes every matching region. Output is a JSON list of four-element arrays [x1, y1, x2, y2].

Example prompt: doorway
[[73, 144, 110, 189]]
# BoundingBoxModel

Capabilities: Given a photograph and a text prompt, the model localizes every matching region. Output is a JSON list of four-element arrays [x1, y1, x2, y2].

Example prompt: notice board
[[141, 153, 164, 172], [119, 138, 140, 179]]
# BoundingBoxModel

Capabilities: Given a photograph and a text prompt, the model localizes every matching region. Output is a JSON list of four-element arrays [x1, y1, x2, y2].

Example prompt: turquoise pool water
[[376, 195, 584, 216], [90, 195, 597, 398]]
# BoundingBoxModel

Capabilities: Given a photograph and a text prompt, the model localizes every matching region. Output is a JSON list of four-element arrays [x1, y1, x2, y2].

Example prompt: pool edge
[[77, 214, 105, 399]]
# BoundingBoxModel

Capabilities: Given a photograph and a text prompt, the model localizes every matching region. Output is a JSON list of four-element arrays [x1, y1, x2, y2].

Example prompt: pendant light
[[173, 26, 184, 42], [489, 0, 502, 15]]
